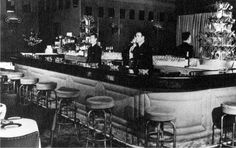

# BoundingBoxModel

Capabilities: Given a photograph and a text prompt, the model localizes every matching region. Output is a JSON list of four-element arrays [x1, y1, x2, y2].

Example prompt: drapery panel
[[176, 13, 213, 57]]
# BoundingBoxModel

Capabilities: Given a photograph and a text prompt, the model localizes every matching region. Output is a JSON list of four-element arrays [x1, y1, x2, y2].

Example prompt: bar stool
[[86, 96, 114, 148], [0, 74, 8, 92], [51, 87, 80, 145], [220, 101, 236, 147], [145, 106, 176, 148], [5, 72, 24, 93], [0, 71, 10, 93], [19, 77, 39, 105], [0, 103, 7, 120], [36, 82, 57, 109]]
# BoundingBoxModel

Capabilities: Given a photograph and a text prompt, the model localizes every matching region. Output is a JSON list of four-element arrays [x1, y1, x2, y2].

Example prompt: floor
[[1, 92, 128, 148], [1, 91, 230, 148]]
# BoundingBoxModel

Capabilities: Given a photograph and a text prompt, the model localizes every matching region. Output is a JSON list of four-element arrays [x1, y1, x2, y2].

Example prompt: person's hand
[[131, 43, 136, 48], [129, 43, 136, 53], [131, 36, 137, 44]]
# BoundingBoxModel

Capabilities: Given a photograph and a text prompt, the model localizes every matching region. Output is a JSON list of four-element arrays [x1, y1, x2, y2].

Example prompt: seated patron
[[86, 33, 102, 66], [129, 32, 153, 75], [174, 32, 194, 58]]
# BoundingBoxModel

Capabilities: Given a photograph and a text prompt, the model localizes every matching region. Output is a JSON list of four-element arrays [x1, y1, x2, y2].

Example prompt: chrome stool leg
[[86, 109, 112, 148], [19, 84, 35, 105], [233, 121, 235, 147], [86, 110, 94, 147], [52, 90, 58, 110], [146, 120, 176, 148], [104, 110, 107, 148], [19, 84, 24, 104], [145, 120, 150, 147], [36, 90, 46, 107], [50, 109, 58, 147], [54, 98, 78, 143], [232, 116, 236, 147], [156, 123, 161, 148], [220, 114, 226, 148], [108, 109, 113, 147], [212, 124, 215, 144], [86, 96, 114, 147], [170, 121, 177, 148]]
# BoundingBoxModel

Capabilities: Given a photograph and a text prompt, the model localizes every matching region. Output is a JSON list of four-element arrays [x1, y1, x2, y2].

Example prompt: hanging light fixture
[[5, 10, 22, 23]]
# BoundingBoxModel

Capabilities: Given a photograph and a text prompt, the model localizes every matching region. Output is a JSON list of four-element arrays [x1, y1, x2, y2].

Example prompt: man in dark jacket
[[130, 32, 153, 75], [175, 32, 194, 58], [87, 33, 102, 66]]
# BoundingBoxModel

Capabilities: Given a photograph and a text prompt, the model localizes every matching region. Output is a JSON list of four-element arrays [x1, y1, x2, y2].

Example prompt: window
[[73, 0, 79, 7], [108, 8, 115, 18], [160, 12, 165, 22], [59, 0, 63, 10], [85, 6, 92, 15], [120, 9, 125, 19], [139, 10, 145, 20], [65, 0, 71, 9], [22, 0, 31, 13], [98, 7, 104, 18], [148, 11, 154, 21], [129, 9, 135, 20], [6, 0, 15, 11]]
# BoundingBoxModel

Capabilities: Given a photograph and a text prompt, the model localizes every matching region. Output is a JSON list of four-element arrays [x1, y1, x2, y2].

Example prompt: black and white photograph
[[1, 0, 236, 147]]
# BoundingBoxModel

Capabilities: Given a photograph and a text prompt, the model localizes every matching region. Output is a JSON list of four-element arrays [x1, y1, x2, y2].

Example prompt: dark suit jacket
[[175, 42, 194, 58], [132, 42, 153, 69], [87, 44, 102, 65]]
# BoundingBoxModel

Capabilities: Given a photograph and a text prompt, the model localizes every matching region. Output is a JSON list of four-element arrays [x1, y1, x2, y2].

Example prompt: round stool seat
[[86, 96, 114, 110], [56, 87, 80, 98], [145, 106, 175, 122], [6, 72, 24, 80], [222, 101, 236, 115], [36, 82, 57, 90], [20, 77, 38, 85]]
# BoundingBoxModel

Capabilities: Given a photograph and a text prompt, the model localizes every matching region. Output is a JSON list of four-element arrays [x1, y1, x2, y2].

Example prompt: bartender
[[174, 32, 194, 58], [86, 33, 102, 67], [129, 32, 153, 75]]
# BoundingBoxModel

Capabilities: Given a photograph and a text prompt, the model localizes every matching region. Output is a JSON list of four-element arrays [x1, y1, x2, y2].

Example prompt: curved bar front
[[11, 56, 236, 147]]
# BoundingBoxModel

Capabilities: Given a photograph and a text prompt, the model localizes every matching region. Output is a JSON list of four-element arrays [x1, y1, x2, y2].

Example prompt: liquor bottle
[[185, 51, 190, 67]]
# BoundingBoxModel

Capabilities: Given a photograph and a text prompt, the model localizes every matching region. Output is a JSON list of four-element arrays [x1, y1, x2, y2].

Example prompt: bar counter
[[11, 56, 236, 146]]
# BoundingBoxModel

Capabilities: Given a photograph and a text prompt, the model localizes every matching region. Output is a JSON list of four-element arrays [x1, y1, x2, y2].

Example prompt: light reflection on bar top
[[190, 68, 236, 76], [77, 62, 98, 69]]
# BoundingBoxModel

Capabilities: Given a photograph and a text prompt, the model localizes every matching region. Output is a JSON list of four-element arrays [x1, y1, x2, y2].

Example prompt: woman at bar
[[86, 33, 102, 67], [129, 31, 153, 75]]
